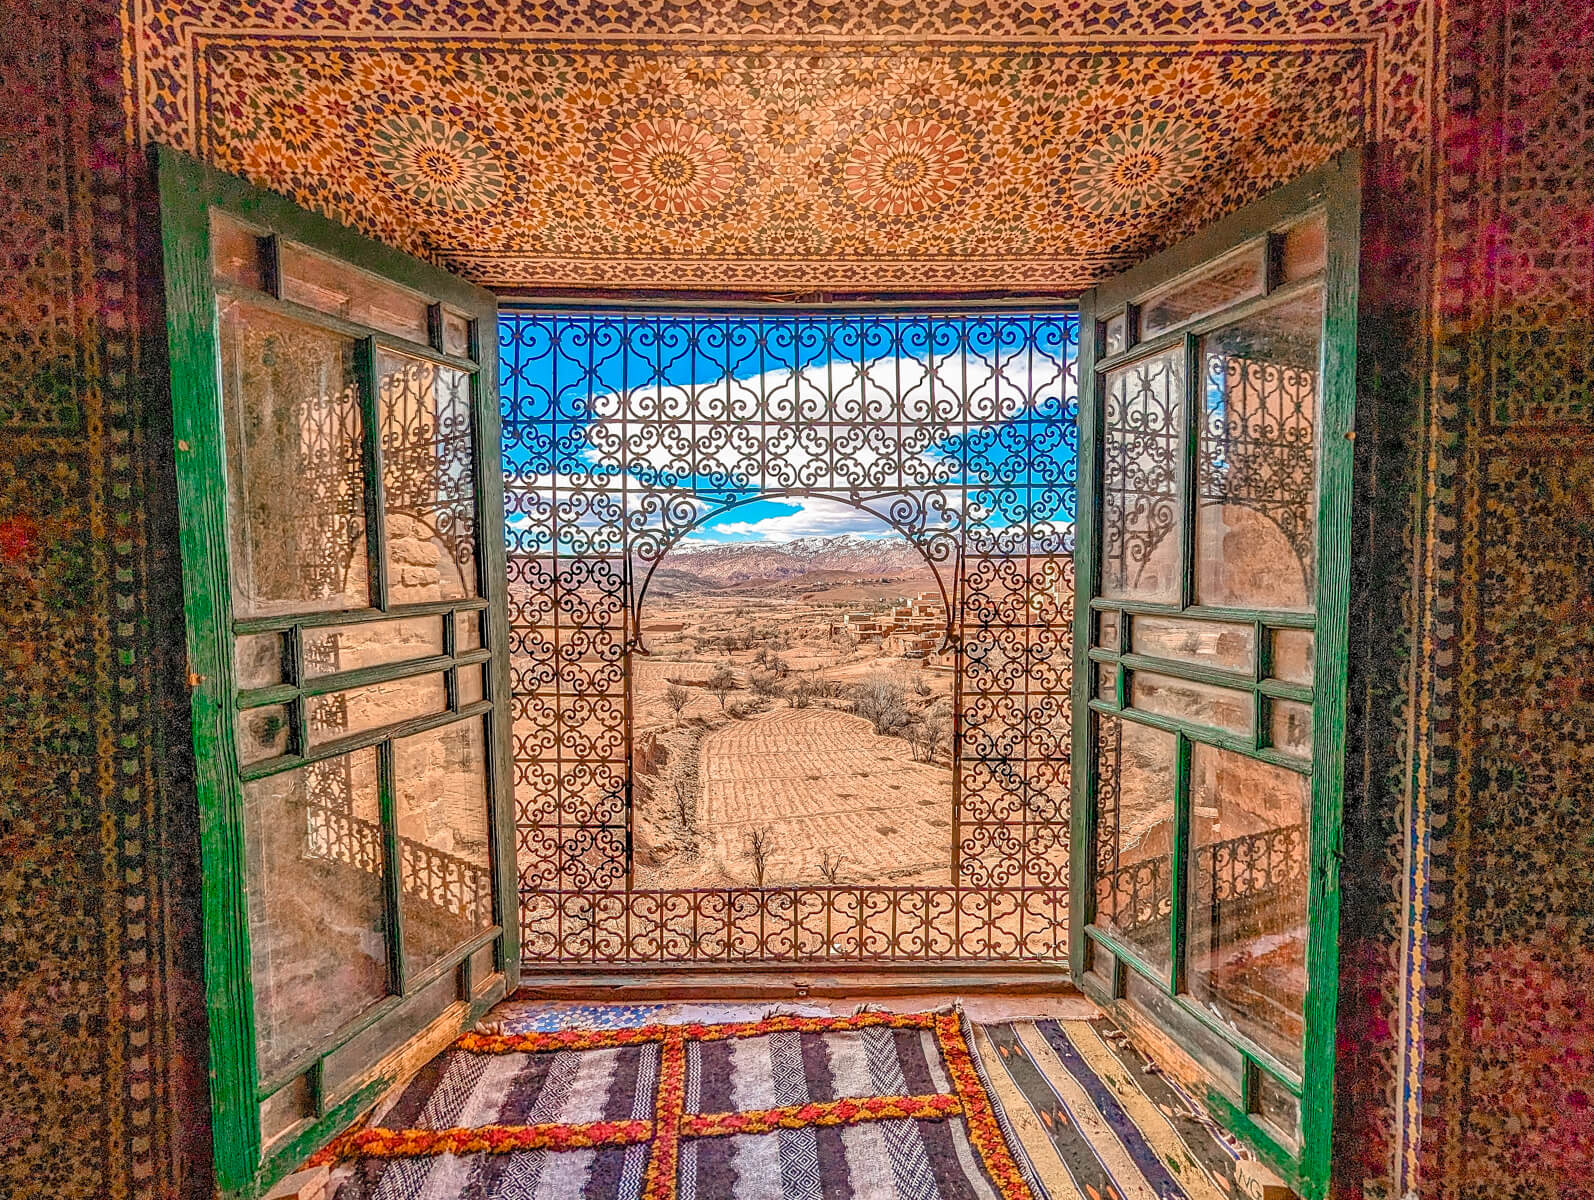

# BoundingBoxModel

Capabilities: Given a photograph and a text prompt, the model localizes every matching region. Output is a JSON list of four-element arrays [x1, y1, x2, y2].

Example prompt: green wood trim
[[1086, 597, 1317, 627], [1068, 285, 1103, 980], [1093, 168, 1342, 311], [377, 741, 407, 997], [233, 597, 489, 636], [1092, 272, 1326, 378], [1069, 150, 1363, 1200], [154, 143, 516, 1198], [215, 282, 482, 375], [357, 336, 390, 610], [1083, 927, 1306, 1091], [1178, 330, 1200, 611], [470, 276, 522, 984], [249, 985, 505, 1200], [255, 925, 502, 1099], [1298, 149, 1362, 1198], [156, 141, 262, 1196], [238, 701, 495, 782], [236, 648, 492, 710], [1169, 732, 1192, 997]]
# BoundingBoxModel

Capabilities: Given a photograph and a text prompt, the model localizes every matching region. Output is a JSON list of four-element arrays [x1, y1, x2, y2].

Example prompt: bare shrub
[[664, 682, 690, 725], [746, 825, 773, 887], [748, 668, 782, 699], [706, 664, 739, 710], [852, 674, 913, 736], [787, 676, 816, 708], [817, 848, 847, 884], [673, 781, 693, 829]]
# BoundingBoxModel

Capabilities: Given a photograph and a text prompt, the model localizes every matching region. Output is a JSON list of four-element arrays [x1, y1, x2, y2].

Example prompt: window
[[501, 310, 1079, 963]]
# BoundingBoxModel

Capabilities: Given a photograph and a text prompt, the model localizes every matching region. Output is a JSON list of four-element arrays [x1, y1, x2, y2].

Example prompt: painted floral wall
[[0, 0, 1588, 1196]]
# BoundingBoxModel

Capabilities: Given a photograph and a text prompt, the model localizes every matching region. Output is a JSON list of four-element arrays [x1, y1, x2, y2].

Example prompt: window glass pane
[[219, 302, 368, 617], [244, 750, 389, 1078], [1139, 245, 1266, 339], [1101, 347, 1184, 604], [1095, 609, 1120, 651], [1129, 671, 1253, 737], [442, 309, 473, 358], [469, 941, 498, 992], [1096, 662, 1117, 702], [1279, 212, 1327, 282], [456, 609, 484, 652], [1270, 628, 1314, 686], [235, 632, 285, 690], [456, 663, 486, 706], [211, 211, 267, 292], [1131, 615, 1255, 674], [238, 703, 292, 765], [378, 352, 479, 603], [235, 701, 293, 768], [1195, 289, 1322, 611], [320, 966, 460, 1102], [279, 242, 431, 344], [1187, 744, 1310, 1074], [1255, 1071, 1301, 1144], [259, 1073, 312, 1145], [1093, 716, 1177, 977], [1121, 966, 1245, 1096], [1102, 312, 1127, 355], [1269, 698, 1313, 758], [303, 615, 446, 678], [393, 718, 495, 979], [307, 672, 448, 747]]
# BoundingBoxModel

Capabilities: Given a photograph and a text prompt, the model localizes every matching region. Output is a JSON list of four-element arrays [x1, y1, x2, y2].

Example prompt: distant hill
[[664, 535, 927, 584]]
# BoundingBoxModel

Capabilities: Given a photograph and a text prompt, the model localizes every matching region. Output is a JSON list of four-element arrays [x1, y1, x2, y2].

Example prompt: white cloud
[[705, 498, 903, 542], [578, 351, 1070, 490]]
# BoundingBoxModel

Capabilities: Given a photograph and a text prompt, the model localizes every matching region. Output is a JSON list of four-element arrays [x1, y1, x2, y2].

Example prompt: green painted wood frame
[[1069, 151, 1361, 1198], [154, 145, 520, 1198]]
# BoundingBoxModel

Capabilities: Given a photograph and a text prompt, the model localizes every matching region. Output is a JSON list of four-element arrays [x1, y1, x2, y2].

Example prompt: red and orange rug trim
[[312, 1009, 1037, 1200]]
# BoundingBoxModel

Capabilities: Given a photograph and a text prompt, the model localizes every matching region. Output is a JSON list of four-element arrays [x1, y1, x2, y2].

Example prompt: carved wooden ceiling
[[130, 1, 1429, 294]]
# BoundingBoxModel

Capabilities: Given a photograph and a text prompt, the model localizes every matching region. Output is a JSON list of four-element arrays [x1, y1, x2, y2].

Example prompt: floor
[[319, 993, 1250, 1200]]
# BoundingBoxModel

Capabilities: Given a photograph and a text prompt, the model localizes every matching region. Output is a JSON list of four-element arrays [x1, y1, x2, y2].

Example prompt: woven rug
[[319, 1010, 1042, 1200], [973, 1019, 1247, 1200]]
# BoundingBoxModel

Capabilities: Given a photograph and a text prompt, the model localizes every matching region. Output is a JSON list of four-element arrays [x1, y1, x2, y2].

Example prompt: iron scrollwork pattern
[[501, 311, 1078, 963]]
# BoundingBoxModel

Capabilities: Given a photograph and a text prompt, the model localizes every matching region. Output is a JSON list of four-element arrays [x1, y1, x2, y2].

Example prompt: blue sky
[[499, 313, 1078, 546]]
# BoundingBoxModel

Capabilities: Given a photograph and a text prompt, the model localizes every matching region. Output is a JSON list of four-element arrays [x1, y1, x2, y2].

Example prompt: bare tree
[[673, 781, 693, 828], [748, 668, 782, 699], [817, 848, 847, 884], [746, 825, 773, 887], [787, 674, 817, 708], [706, 664, 739, 711], [852, 674, 912, 736], [664, 682, 690, 725]]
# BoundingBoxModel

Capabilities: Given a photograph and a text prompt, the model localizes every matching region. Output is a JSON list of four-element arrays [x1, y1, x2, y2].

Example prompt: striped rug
[[973, 1019, 1246, 1200], [319, 1010, 1042, 1200]]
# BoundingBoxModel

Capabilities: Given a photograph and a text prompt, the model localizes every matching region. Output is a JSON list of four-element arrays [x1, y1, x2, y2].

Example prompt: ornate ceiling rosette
[[1068, 119, 1209, 217], [840, 116, 973, 219], [602, 116, 743, 218], [369, 114, 507, 212], [134, 0, 1417, 292]]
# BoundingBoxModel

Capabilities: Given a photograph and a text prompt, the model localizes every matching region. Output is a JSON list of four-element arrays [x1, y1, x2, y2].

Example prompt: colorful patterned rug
[[975, 1019, 1247, 1200], [319, 1010, 1042, 1200]]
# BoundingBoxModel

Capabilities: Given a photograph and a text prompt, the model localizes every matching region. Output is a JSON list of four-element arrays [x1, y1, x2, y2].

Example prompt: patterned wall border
[[97, 3, 1439, 1197]]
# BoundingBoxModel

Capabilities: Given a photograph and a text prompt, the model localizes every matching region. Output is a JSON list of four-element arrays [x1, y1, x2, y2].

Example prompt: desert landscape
[[622, 533, 958, 890]]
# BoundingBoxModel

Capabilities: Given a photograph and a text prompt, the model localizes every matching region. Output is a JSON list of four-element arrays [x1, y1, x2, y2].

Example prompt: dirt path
[[693, 706, 953, 888]]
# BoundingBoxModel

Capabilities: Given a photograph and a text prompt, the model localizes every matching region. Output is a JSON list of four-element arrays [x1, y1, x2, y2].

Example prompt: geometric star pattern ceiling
[[132, 0, 1427, 294]]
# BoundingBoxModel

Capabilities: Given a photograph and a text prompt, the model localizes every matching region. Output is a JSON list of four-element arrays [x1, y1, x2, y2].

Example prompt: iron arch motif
[[501, 309, 1079, 963]]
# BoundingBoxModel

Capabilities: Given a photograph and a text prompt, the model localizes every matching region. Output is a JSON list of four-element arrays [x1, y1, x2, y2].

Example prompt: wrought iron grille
[[500, 310, 1079, 964]]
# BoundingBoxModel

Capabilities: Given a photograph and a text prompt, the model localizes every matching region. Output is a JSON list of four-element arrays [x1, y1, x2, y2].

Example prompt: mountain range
[[651, 534, 931, 592]]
